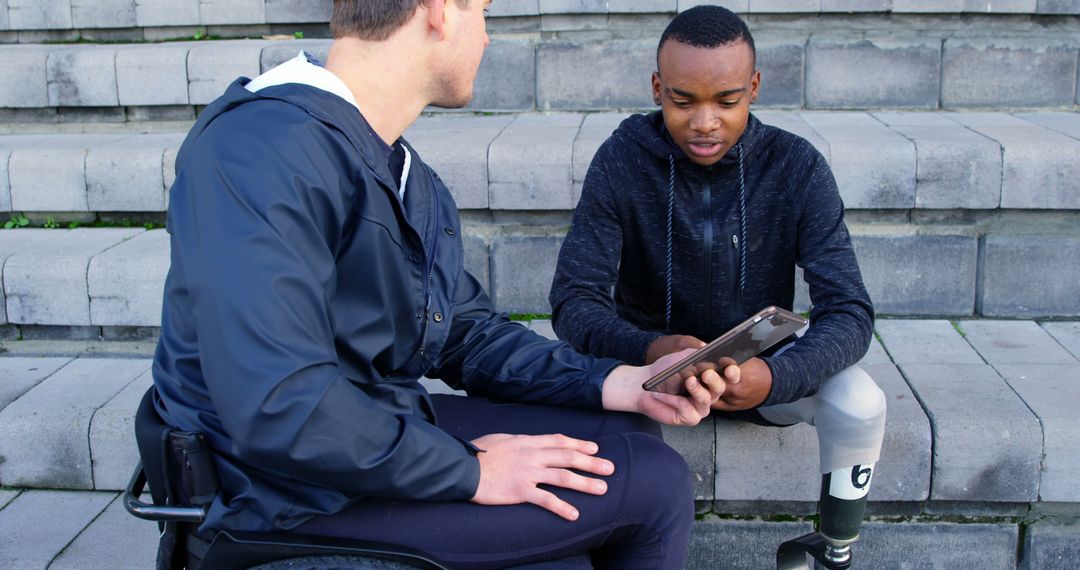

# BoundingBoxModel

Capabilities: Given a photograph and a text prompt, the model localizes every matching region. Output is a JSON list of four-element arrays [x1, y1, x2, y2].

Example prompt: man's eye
[[720, 101, 739, 107], [672, 100, 691, 107]]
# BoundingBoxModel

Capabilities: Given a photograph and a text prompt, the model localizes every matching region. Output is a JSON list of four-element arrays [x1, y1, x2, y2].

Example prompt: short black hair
[[657, 5, 756, 67]]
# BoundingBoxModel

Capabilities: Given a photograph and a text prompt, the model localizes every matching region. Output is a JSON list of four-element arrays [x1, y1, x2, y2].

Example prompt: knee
[[621, 433, 693, 518], [817, 367, 886, 428]]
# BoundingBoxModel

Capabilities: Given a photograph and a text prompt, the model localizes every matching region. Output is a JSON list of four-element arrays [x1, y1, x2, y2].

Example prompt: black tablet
[[641, 306, 808, 392]]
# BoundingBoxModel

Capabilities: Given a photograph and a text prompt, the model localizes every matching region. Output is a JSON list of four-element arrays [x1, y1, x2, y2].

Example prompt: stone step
[[3, 112, 1080, 214], [3, 0, 1080, 36], [3, 487, 1075, 570], [1, 34, 1079, 115], [0, 319, 1078, 568]]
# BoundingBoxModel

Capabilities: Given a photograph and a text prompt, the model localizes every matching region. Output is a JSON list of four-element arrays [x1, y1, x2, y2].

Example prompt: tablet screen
[[642, 306, 808, 392]]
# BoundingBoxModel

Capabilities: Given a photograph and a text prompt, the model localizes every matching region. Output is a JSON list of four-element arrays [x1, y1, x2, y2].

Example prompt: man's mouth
[[686, 140, 724, 158]]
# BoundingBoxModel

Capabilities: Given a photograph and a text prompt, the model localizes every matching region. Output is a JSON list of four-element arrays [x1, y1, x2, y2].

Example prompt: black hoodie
[[550, 112, 873, 406]]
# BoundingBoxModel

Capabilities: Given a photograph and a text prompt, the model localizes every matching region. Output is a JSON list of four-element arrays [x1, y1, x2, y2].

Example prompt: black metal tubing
[[123, 460, 207, 523], [776, 532, 851, 570]]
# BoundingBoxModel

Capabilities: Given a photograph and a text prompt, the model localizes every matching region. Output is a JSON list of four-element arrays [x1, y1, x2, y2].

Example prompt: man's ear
[[425, 0, 449, 40], [749, 70, 761, 104], [651, 71, 662, 106]]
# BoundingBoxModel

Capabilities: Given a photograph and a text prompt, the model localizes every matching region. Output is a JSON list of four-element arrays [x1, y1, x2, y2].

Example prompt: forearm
[[552, 295, 663, 365]]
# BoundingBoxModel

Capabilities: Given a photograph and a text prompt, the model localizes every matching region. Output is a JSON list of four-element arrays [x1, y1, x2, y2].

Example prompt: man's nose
[[689, 106, 721, 133]]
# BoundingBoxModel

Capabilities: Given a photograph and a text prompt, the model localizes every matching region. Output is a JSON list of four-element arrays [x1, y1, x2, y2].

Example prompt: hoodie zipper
[[702, 179, 713, 334], [730, 231, 743, 317]]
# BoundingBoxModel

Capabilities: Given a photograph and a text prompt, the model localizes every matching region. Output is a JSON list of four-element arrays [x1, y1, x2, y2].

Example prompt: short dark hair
[[331, 0, 469, 41], [657, 5, 756, 67]]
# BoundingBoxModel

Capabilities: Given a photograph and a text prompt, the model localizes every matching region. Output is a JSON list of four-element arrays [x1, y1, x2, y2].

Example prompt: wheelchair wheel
[[249, 555, 429, 570]]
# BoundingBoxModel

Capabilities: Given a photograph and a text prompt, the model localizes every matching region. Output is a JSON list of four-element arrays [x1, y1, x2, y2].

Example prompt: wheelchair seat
[[124, 386, 446, 570]]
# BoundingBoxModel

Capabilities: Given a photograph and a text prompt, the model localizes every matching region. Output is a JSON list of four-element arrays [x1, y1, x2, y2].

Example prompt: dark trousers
[[293, 395, 695, 569]]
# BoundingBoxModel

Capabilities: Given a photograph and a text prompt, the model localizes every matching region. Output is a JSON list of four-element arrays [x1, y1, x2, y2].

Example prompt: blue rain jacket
[[152, 79, 621, 533]]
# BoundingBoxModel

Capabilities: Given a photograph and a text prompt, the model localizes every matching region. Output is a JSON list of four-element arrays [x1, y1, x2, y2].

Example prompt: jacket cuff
[[624, 330, 665, 366], [759, 354, 796, 407], [584, 357, 625, 409]]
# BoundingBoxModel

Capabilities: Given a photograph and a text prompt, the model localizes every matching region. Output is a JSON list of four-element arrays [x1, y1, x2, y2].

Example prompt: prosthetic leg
[[758, 367, 887, 570]]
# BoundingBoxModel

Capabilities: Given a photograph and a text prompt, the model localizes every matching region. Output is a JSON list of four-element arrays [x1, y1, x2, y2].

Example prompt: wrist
[[601, 365, 641, 413]]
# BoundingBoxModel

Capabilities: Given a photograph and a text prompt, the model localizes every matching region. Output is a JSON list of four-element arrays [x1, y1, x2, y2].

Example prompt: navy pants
[[293, 395, 695, 569]]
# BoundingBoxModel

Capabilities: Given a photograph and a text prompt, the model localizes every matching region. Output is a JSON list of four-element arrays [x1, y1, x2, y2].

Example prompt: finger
[[649, 392, 705, 426], [539, 448, 615, 476], [699, 368, 726, 397], [528, 487, 580, 521], [723, 363, 741, 384], [539, 468, 609, 496], [683, 375, 714, 409], [537, 434, 600, 455]]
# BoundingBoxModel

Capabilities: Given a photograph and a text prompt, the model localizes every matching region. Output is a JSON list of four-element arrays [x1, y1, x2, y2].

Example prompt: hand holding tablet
[[642, 306, 808, 393]]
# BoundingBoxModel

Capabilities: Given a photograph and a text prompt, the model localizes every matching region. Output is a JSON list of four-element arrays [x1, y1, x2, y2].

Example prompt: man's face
[[652, 39, 760, 167], [431, 0, 491, 108]]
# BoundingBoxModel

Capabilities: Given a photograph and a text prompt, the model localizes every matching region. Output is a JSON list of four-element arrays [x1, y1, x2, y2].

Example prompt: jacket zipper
[[702, 180, 713, 334], [418, 173, 441, 356]]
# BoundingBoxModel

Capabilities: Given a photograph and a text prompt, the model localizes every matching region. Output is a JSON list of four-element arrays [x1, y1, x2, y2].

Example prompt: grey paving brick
[[573, 112, 625, 203], [893, 0, 964, 10], [750, 0, 819, 11], [996, 364, 1080, 502], [90, 369, 150, 490], [88, 230, 169, 327], [46, 45, 120, 107], [187, 40, 265, 105], [419, 376, 466, 396], [462, 232, 490, 293], [0, 45, 51, 108], [489, 114, 581, 210], [265, 0, 331, 23], [3, 228, 143, 326], [822, 0, 892, 10], [488, 0, 540, 17], [857, 521, 1018, 570], [0, 357, 150, 488], [260, 39, 330, 71], [537, 40, 654, 110], [8, 134, 110, 212], [607, 0, 677, 12], [874, 319, 984, 365], [407, 115, 513, 210], [71, 0, 136, 29], [87, 133, 181, 212], [663, 420, 715, 501], [963, 0, 1037, 11], [1021, 520, 1080, 570], [900, 363, 1041, 501], [806, 37, 940, 109], [1037, 0, 1080, 14], [0, 490, 115, 569], [7, 0, 72, 30], [0, 356, 73, 411], [679, 0, 748, 11], [852, 232, 977, 315], [959, 320, 1077, 365], [134, 0, 200, 27], [1041, 322, 1080, 360], [979, 235, 1080, 318], [755, 37, 805, 107], [1016, 111, 1080, 142], [756, 111, 830, 162], [200, 0, 264, 25], [529, 319, 557, 340], [49, 493, 158, 570], [948, 113, 1080, 209], [687, 519, 814, 570], [116, 44, 191, 106], [466, 40, 535, 111], [0, 229, 66, 324], [944, 39, 1078, 107], [864, 363, 932, 502], [873, 112, 1002, 209], [491, 234, 563, 313], [0, 489, 15, 510], [163, 143, 180, 197], [0, 0, 8, 30], [799, 113, 915, 208], [539, 0, 607, 13]]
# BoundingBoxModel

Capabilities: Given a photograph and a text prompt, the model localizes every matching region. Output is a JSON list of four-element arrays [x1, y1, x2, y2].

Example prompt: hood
[[614, 110, 763, 168]]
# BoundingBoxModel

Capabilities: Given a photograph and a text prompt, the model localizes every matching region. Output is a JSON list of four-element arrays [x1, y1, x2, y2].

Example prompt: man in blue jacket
[[152, 0, 723, 568], [550, 5, 887, 560]]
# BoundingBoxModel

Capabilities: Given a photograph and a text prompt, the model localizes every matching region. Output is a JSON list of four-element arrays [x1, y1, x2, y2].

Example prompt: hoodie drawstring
[[664, 143, 747, 333]]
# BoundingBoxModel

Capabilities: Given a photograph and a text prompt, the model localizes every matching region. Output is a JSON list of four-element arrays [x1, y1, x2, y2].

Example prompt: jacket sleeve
[[171, 109, 480, 502], [760, 151, 875, 406], [548, 141, 664, 365]]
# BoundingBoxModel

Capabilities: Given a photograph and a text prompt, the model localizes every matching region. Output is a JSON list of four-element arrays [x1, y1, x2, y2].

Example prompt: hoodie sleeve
[[760, 151, 875, 406], [549, 141, 664, 365], [169, 107, 480, 502]]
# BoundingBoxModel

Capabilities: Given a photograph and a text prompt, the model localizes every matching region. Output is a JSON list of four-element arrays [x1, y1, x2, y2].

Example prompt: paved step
[[1, 34, 1079, 113], [1, 318, 1079, 568], [3, 0, 1080, 34]]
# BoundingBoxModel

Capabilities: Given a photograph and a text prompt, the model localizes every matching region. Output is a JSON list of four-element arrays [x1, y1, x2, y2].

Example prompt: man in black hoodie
[[550, 5, 887, 559]]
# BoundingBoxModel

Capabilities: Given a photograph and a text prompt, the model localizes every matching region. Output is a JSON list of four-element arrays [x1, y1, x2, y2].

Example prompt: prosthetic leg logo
[[829, 463, 874, 501]]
